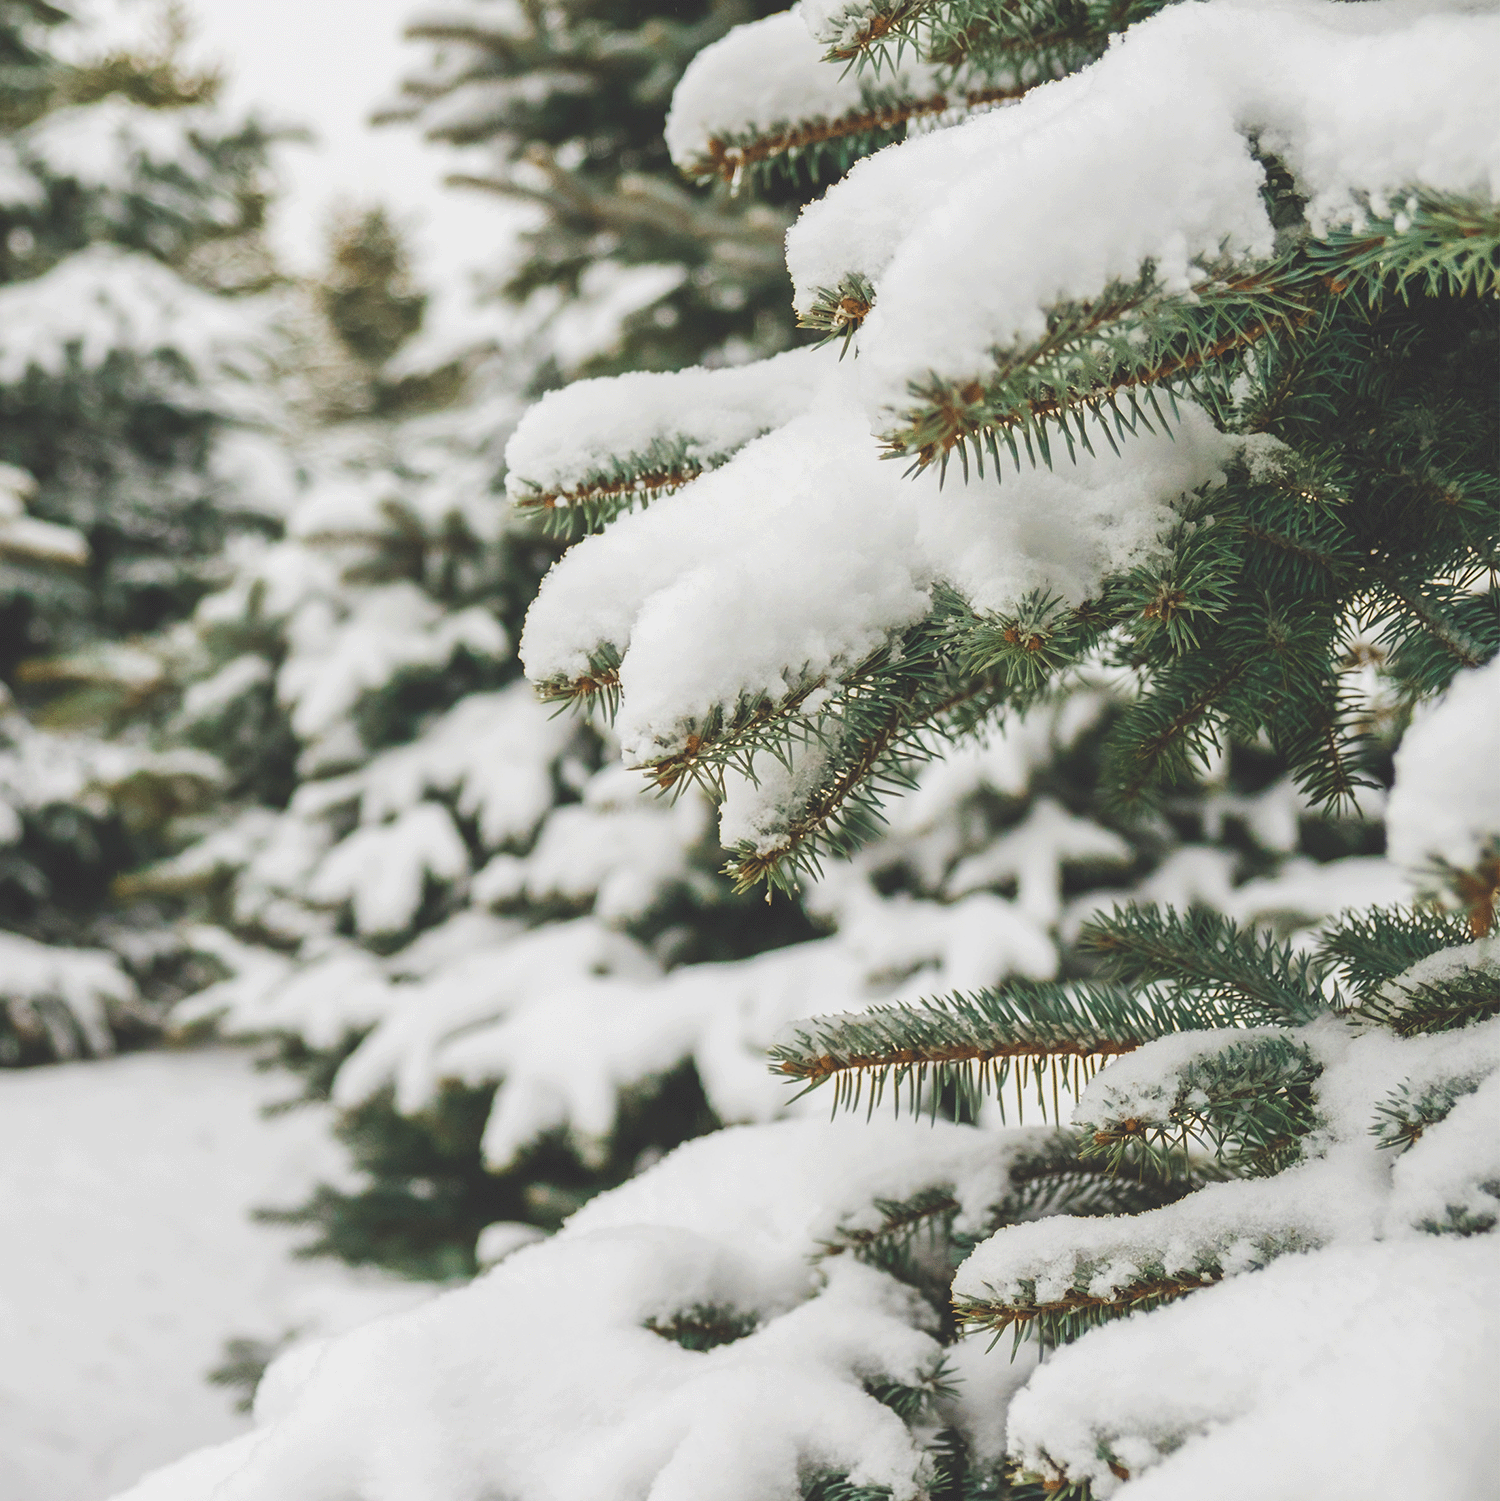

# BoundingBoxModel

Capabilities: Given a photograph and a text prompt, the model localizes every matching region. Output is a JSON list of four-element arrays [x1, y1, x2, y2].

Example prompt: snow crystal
[[1388, 653, 1500, 876]]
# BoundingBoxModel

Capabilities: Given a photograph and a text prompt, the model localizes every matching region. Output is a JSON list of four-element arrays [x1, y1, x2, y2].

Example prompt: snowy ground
[[0, 1046, 426, 1501]]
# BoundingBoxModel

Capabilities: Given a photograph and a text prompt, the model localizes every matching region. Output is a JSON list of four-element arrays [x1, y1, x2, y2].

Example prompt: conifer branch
[[644, 1305, 759, 1350], [770, 979, 1248, 1117], [510, 455, 708, 533], [1371, 1072, 1488, 1154], [1347, 965, 1500, 1038], [1076, 1032, 1322, 1178], [956, 1268, 1221, 1347], [684, 82, 1029, 187], [1077, 905, 1328, 1026], [817, 0, 1169, 81], [1318, 905, 1474, 1005], [878, 196, 1498, 475]]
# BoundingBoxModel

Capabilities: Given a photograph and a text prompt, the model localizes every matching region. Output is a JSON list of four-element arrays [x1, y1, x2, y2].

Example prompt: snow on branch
[[786, 0, 1499, 424], [0, 463, 87, 566], [520, 366, 1228, 744], [0, 930, 138, 1061], [1002, 1239, 1498, 1496], [503, 347, 830, 525], [664, 8, 1011, 187], [1387, 654, 1500, 935], [0, 244, 262, 388]]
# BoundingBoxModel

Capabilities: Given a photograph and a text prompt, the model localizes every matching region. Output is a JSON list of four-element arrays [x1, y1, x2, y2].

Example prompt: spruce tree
[[0, 0, 277, 1062], [156, 0, 1388, 1287], [113, 1, 1499, 1497]]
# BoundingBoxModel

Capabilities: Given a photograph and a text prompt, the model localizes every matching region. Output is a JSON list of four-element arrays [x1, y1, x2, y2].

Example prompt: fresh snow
[[0, 246, 262, 388], [521, 368, 1234, 762], [1005, 1239, 1499, 1499], [111, 1119, 1035, 1501], [786, 0, 1500, 415], [1387, 653, 1500, 878], [0, 1047, 429, 1501], [664, 9, 950, 176], [503, 346, 829, 506]]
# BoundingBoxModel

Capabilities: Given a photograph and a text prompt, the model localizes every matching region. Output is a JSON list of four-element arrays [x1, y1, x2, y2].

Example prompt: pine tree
[[113, 1, 1499, 1497], [0, 0, 278, 1062]]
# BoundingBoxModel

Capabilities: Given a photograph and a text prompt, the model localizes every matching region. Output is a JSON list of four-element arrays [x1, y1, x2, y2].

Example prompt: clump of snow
[[781, 0, 1500, 415], [1387, 654, 1500, 877], [503, 346, 830, 505], [111, 1119, 1027, 1501], [1004, 1239, 1499, 1499], [474, 760, 713, 923], [1388, 1068, 1500, 1234], [1371, 936, 1500, 1029], [474, 1221, 548, 1268], [521, 367, 1232, 763], [665, 8, 948, 174], [0, 245, 261, 387], [0, 929, 136, 1058], [277, 580, 507, 744], [1070, 1025, 1306, 1139], [0, 461, 88, 565], [306, 801, 469, 935]]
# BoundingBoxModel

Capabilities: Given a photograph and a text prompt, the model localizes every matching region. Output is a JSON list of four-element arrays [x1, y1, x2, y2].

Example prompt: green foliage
[[261, 1060, 720, 1279], [1077, 1031, 1321, 1178], [582, 177, 1496, 891], [387, 0, 808, 378], [769, 974, 1247, 1118], [645, 1304, 759, 1350], [1322, 904, 1479, 1003], [207, 1332, 293, 1414], [509, 432, 722, 533], [1078, 904, 1326, 1025], [820, 0, 1168, 79], [319, 205, 426, 371], [1371, 1072, 1484, 1155]]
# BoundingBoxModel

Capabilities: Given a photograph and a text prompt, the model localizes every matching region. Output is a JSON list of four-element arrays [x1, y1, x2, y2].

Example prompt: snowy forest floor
[[0, 1046, 428, 1501]]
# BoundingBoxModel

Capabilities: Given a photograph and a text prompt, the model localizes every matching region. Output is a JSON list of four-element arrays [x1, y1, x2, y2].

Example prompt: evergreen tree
[[156, 0, 1390, 1286], [375, 0, 800, 381], [114, 1, 1499, 1497], [0, 0, 278, 1062]]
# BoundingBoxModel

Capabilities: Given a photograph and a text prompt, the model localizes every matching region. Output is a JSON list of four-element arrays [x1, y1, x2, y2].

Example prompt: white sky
[[177, 0, 518, 295]]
